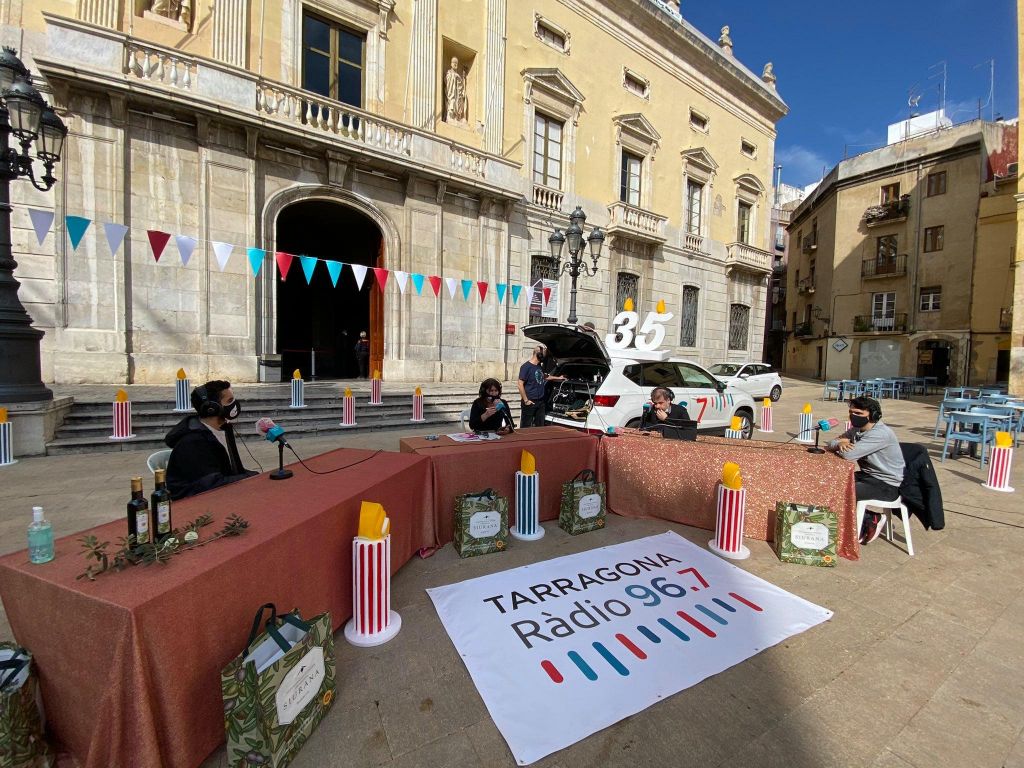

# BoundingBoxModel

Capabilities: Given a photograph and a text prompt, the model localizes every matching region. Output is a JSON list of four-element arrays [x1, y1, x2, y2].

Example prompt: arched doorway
[[275, 200, 383, 380], [916, 339, 953, 386]]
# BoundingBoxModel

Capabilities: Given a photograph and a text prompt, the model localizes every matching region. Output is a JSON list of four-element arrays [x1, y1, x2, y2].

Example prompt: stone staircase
[[47, 383, 522, 455]]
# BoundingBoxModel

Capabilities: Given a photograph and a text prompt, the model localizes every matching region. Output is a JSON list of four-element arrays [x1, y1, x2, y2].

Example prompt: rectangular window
[[685, 180, 703, 235], [880, 182, 900, 204], [876, 234, 898, 272], [536, 19, 567, 52], [302, 12, 365, 108], [623, 69, 649, 99], [920, 286, 941, 311], [689, 109, 708, 132], [924, 225, 944, 252], [740, 139, 757, 158], [528, 255, 557, 325], [532, 113, 563, 189], [872, 291, 896, 330], [736, 201, 752, 243], [775, 224, 785, 251], [620, 151, 642, 206], [926, 171, 947, 197], [680, 286, 699, 347], [728, 304, 750, 350]]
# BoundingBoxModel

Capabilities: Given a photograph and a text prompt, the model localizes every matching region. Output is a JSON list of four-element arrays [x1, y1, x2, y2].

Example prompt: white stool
[[855, 497, 914, 556]]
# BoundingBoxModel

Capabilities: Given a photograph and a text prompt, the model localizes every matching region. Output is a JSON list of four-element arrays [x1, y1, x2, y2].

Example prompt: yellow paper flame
[[623, 297, 634, 312], [115, 389, 129, 403], [344, 387, 352, 398], [722, 462, 743, 490], [730, 416, 742, 431], [763, 397, 771, 408], [802, 403, 812, 414], [372, 370, 381, 380], [415, 386, 422, 396], [292, 369, 302, 380], [357, 501, 389, 540], [0, 408, 7, 424], [656, 299, 666, 313], [176, 368, 187, 380], [521, 449, 536, 475], [995, 431, 1013, 448]]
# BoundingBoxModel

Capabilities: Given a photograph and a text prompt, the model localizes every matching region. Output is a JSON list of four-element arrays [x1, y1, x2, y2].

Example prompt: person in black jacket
[[469, 378, 514, 434], [898, 443, 945, 530], [165, 380, 259, 500], [639, 387, 692, 434]]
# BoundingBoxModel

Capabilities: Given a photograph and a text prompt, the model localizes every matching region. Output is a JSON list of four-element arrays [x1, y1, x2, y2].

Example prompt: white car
[[709, 362, 783, 402], [523, 324, 757, 438]]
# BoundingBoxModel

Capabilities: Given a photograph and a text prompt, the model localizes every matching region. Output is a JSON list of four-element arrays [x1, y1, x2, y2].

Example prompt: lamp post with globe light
[[547, 206, 604, 325], [0, 47, 68, 402]]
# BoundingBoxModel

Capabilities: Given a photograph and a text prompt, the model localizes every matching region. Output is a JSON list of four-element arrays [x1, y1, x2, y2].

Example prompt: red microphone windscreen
[[826, 418, 840, 427], [255, 417, 275, 435]]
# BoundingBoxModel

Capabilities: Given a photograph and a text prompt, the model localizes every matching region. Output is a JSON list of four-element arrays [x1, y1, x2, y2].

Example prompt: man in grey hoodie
[[828, 396, 905, 544]]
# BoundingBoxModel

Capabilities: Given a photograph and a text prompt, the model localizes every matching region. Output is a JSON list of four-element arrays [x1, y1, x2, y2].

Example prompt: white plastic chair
[[459, 408, 471, 431], [856, 497, 914, 556], [147, 449, 172, 474]]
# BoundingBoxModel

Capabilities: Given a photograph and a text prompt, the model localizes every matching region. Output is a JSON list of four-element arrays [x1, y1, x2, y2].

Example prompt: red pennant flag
[[543, 287, 552, 305], [147, 230, 171, 262], [372, 267, 390, 291], [275, 252, 294, 281], [428, 275, 442, 297], [477, 281, 489, 301]]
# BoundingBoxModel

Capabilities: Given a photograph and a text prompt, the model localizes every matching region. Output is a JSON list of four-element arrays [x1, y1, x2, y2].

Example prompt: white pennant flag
[[350, 263, 368, 289], [28, 209, 55, 245], [175, 235, 197, 267], [394, 270, 409, 294], [103, 222, 129, 256], [212, 241, 234, 271], [445, 277, 458, 299]]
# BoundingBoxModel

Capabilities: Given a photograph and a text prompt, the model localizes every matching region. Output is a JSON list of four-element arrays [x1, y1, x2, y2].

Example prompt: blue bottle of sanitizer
[[27, 506, 54, 564]]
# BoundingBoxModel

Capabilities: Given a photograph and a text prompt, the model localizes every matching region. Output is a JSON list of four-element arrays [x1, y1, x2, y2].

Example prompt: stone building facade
[[4, 0, 785, 384]]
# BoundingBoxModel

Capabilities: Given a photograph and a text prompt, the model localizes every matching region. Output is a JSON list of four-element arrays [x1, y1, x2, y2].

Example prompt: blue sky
[[682, 0, 1018, 187]]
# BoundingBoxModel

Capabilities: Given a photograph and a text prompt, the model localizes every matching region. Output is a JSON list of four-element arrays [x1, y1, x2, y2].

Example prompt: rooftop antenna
[[974, 58, 995, 121], [928, 60, 947, 124]]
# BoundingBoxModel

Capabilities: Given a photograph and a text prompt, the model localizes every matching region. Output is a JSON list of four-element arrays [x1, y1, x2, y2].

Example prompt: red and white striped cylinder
[[982, 446, 1015, 492], [708, 485, 750, 560], [343, 535, 402, 646], [797, 412, 814, 444], [290, 377, 306, 409], [724, 428, 744, 439], [845, 420, 852, 433], [0, 422, 15, 466], [173, 377, 191, 412], [369, 377, 383, 406], [411, 390, 425, 423], [110, 399, 136, 440], [340, 392, 357, 428], [759, 403, 774, 433]]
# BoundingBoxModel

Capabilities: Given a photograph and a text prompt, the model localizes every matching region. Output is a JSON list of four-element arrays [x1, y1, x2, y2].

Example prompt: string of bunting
[[23, 207, 546, 306]]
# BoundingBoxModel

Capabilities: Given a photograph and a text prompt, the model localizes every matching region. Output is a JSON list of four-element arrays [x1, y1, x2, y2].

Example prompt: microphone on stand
[[807, 417, 840, 454], [255, 417, 293, 479], [494, 401, 515, 432]]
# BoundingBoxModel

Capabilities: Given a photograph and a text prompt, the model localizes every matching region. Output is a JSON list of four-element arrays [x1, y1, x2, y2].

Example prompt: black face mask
[[223, 400, 241, 421], [849, 413, 870, 428]]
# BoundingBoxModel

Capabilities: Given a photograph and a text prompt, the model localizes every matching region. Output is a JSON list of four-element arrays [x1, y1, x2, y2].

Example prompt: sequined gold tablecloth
[[599, 434, 860, 561]]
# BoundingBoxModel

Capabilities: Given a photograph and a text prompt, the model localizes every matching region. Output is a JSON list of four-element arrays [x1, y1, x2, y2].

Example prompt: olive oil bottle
[[151, 469, 173, 544], [127, 476, 151, 546]]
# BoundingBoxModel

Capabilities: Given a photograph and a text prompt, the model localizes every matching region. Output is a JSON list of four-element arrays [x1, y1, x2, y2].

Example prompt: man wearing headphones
[[164, 380, 258, 500], [827, 395, 905, 544], [639, 387, 692, 434]]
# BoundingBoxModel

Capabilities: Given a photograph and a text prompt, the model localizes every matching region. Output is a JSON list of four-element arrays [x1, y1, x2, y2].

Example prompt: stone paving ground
[[1, 378, 1022, 768]]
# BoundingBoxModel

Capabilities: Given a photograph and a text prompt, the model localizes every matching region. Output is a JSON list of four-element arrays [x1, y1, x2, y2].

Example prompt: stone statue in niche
[[149, 0, 192, 27], [761, 62, 777, 87], [444, 57, 468, 123]]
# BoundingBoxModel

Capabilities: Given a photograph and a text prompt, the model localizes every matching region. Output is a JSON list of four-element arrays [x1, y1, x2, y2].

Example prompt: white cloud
[[775, 144, 833, 187]]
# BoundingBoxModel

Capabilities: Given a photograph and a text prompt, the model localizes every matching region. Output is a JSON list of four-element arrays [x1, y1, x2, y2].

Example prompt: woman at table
[[469, 378, 514, 434]]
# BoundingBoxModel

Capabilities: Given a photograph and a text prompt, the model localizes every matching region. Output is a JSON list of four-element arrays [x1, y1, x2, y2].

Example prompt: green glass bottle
[[127, 476, 151, 546], [151, 469, 173, 544]]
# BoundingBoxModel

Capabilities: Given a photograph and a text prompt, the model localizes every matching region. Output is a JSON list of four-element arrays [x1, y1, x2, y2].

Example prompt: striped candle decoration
[[724, 429, 744, 439], [411, 387, 425, 422], [982, 446, 1015, 492], [0, 413, 15, 466], [289, 369, 306, 409], [340, 387, 357, 428], [110, 390, 136, 440], [759, 399, 774, 433], [511, 450, 544, 541], [369, 370, 383, 405], [797, 412, 814, 444], [343, 534, 402, 647], [845, 420, 852, 433], [708, 484, 750, 560], [173, 369, 191, 412]]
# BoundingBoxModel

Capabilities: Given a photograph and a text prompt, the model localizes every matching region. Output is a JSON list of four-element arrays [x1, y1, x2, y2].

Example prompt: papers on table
[[446, 432, 502, 443]]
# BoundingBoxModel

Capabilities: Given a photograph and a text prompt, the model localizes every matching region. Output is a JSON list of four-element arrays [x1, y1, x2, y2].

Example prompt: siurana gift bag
[[221, 604, 336, 768], [0, 643, 48, 768], [453, 488, 509, 557], [558, 469, 607, 535]]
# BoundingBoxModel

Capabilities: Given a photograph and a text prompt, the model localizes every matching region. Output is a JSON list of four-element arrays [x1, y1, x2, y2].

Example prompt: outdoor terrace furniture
[[840, 380, 862, 400], [856, 497, 914, 556], [943, 387, 967, 399], [822, 380, 842, 401], [933, 398, 973, 438], [942, 411, 1007, 467]]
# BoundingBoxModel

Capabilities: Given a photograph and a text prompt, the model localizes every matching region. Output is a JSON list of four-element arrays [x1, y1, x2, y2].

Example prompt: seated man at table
[[639, 387, 692, 435], [827, 396, 905, 544], [165, 380, 259, 500], [469, 378, 514, 434]]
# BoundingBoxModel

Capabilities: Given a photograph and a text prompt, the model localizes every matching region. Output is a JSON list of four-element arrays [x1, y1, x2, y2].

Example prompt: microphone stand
[[270, 441, 293, 480], [807, 428, 826, 454]]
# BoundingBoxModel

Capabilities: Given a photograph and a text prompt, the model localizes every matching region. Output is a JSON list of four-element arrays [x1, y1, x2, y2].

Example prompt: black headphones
[[191, 385, 223, 418], [850, 396, 883, 423], [478, 378, 503, 399], [651, 386, 675, 402]]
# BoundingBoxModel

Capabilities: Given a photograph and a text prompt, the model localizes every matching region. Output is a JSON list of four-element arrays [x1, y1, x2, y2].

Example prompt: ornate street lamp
[[0, 47, 68, 402], [547, 206, 604, 325]]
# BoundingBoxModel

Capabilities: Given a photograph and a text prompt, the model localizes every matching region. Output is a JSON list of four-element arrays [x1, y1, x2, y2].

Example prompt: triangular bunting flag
[[411, 273, 425, 295], [511, 285, 523, 305], [300, 256, 317, 284], [543, 287, 552, 305], [372, 267, 389, 292], [247, 247, 265, 276], [147, 230, 171, 262], [66, 216, 91, 251], [496, 283, 507, 304], [212, 241, 233, 271], [275, 251, 294, 281], [103, 222, 129, 256], [394, 271, 409, 294], [460, 279, 473, 300], [351, 263, 368, 289], [477, 281, 489, 301], [175, 235, 197, 267], [325, 260, 343, 287], [28, 209, 54, 245], [428, 275, 442, 297], [445, 277, 458, 299]]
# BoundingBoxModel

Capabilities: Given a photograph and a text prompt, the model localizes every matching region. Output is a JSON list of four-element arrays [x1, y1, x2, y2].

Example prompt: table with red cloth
[[399, 426, 600, 545], [0, 449, 435, 768], [599, 434, 860, 560]]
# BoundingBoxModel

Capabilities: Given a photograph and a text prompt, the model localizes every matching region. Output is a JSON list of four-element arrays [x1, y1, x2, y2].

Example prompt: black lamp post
[[547, 206, 604, 325], [0, 47, 68, 402]]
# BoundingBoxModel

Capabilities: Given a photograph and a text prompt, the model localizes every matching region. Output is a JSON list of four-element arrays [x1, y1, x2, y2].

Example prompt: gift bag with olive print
[[221, 604, 336, 768], [773, 501, 838, 567], [0, 643, 49, 768], [558, 469, 607, 535], [453, 488, 508, 558]]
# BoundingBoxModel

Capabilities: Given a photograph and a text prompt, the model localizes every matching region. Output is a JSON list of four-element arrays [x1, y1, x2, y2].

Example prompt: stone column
[[483, 0, 506, 154], [78, 0, 120, 28], [409, 0, 437, 130], [213, 0, 249, 69]]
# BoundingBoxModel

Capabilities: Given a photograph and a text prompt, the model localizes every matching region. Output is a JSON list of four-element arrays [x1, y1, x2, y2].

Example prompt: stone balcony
[[605, 202, 668, 245], [531, 183, 564, 212], [725, 242, 772, 275], [682, 231, 707, 254]]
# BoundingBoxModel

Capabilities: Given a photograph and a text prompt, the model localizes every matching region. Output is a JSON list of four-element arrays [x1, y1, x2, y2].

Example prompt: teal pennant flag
[[325, 260, 343, 287], [66, 215, 91, 251], [460, 279, 473, 300], [511, 285, 522, 305], [300, 256, 317, 284], [411, 273, 425, 295], [496, 283, 507, 304], [247, 247, 264, 276]]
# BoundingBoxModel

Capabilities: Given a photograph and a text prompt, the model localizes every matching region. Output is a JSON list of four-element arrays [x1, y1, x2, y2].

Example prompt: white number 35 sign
[[605, 309, 674, 351]]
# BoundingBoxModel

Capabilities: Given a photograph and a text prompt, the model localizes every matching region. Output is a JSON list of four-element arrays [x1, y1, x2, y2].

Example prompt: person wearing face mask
[[468, 378, 514, 434], [164, 380, 259, 500], [517, 345, 565, 428], [827, 396, 905, 544]]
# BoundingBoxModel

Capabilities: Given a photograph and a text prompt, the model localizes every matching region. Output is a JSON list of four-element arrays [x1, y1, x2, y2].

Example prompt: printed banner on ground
[[427, 531, 832, 765]]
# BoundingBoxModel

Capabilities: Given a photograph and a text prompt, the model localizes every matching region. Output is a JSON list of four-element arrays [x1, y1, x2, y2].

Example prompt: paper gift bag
[[773, 501, 838, 567], [222, 604, 336, 768], [453, 488, 508, 558], [0, 643, 48, 768], [558, 469, 607, 535]]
